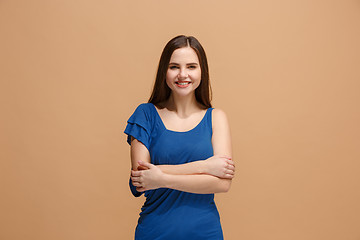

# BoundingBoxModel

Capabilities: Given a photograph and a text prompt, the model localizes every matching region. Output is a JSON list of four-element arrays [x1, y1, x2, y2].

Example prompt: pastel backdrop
[[1, 1, 359, 239]]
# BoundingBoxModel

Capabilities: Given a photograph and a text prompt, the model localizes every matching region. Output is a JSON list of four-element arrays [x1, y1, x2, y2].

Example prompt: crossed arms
[[130, 109, 234, 194]]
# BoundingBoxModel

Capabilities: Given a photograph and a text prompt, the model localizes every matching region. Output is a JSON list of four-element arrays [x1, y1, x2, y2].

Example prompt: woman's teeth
[[177, 82, 190, 85]]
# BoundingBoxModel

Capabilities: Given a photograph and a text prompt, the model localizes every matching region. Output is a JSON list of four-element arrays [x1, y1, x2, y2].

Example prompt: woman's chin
[[171, 89, 195, 98]]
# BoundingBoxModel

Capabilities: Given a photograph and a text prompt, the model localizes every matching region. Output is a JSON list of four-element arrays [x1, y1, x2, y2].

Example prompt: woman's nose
[[178, 68, 188, 79]]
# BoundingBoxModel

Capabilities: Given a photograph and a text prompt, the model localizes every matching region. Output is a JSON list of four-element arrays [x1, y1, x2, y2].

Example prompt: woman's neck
[[166, 93, 201, 117]]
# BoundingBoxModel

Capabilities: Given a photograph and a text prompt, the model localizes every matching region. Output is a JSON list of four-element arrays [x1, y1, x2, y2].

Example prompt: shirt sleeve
[[124, 104, 152, 197], [124, 103, 152, 150]]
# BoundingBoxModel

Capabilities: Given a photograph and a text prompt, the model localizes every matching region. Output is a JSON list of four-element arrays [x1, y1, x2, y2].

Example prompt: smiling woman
[[124, 35, 234, 240]]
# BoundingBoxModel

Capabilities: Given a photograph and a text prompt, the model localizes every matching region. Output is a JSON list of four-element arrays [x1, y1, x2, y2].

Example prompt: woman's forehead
[[169, 47, 199, 63]]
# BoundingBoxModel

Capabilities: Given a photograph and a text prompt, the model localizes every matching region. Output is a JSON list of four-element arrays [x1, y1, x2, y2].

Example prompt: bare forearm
[[152, 155, 234, 179], [162, 173, 231, 194], [157, 161, 206, 175]]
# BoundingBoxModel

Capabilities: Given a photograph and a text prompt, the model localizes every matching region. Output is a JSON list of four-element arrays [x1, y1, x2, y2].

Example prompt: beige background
[[1, 0, 360, 239]]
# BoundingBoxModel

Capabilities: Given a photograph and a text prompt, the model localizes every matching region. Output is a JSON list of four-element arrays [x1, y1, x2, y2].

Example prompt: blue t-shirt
[[124, 103, 223, 240]]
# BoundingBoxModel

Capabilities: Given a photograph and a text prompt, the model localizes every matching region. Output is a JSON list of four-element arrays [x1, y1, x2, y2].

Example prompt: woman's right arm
[[130, 137, 151, 170]]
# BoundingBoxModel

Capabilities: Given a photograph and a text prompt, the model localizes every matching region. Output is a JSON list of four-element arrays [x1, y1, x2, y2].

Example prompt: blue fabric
[[124, 103, 223, 240]]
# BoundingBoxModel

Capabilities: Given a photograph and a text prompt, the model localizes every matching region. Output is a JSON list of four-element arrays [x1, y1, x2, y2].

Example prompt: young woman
[[124, 35, 234, 240]]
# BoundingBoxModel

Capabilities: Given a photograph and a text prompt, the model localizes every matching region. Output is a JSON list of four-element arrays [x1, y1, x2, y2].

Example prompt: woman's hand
[[137, 163, 149, 171], [204, 155, 235, 179], [131, 161, 166, 192]]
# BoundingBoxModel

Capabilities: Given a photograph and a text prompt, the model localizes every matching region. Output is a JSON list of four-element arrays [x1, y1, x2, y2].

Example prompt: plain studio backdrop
[[1, 1, 359, 239]]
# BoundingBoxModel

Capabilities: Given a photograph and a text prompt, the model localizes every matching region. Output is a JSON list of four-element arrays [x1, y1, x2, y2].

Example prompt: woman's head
[[148, 35, 212, 108]]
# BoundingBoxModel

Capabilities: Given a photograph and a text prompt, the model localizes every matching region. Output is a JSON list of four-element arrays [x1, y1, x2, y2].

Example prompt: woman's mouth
[[175, 81, 191, 88]]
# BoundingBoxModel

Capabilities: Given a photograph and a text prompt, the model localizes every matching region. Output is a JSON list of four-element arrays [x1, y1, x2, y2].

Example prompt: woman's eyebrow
[[169, 62, 199, 65]]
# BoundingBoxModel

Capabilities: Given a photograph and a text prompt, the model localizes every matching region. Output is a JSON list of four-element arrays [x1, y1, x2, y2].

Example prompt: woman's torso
[[130, 103, 223, 240]]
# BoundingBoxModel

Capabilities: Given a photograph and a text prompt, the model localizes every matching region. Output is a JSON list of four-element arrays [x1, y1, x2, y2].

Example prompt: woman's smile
[[175, 81, 192, 88]]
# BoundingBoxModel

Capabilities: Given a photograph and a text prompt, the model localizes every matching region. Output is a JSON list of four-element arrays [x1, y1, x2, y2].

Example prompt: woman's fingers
[[223, 167, 234, 179], [132, 181, 142, 187], [131, 170, 142, 177], [222, 173, 234, 179], [225, 173, 234, 179], [137, 165, 148, 171], [136, 187, 146, 192], [138, 161, 155, 169], [223, 168, 234, 175], [226, 160, 235, 173], [226, 164, 235, 171], [131, 176, 141, 182], [131, 170, 143, 185], [226, 159, 235, 166], [227, 169, 234, 175]]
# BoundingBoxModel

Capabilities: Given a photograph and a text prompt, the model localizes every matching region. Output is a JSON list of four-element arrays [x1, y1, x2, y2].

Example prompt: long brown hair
[[148, 35, 212, 108]]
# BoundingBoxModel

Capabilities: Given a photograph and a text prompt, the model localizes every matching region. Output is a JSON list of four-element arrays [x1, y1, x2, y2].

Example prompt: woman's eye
[[169, 66, 178, 69], [188, 65, 197, 69]]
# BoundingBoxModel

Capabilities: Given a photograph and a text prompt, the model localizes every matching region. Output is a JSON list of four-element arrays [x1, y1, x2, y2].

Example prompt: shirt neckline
[[150, 103, 209, 133]]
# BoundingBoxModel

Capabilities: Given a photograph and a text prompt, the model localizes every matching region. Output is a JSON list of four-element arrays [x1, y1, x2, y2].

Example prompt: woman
[[124, 35, 234, 240]]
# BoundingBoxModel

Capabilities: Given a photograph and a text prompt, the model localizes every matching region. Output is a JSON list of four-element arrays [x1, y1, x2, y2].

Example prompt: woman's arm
[[130, 139, 231, 193], [130, 137, 151, 171], [131, 109, 233, 194], [132, 161, 230, 194], [130, 136, 234, 179], [211, 108, 233, 190], [150, 156, 233, 179]]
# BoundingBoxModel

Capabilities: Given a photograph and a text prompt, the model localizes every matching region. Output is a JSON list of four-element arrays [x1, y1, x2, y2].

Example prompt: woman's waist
[[141, 189, 216, 213]]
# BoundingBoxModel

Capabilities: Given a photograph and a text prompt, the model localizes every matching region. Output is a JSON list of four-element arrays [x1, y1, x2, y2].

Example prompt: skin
[[130, 46, 234, 194]]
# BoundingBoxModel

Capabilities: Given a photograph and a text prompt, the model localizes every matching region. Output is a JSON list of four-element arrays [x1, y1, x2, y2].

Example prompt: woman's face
[[166, 47, 201, 97]]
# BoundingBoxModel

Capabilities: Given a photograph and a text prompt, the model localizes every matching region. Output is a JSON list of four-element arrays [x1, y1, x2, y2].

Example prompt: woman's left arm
[[210, 108, 233, 189], [131, 109, 233, 194]]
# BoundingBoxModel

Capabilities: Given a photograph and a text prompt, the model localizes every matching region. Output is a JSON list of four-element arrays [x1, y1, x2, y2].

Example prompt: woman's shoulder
[[211, 108, 229, 127], [128, 103, 156, 122], [134, 102, 154, 111], [211, 108, 228, 118], [132, 103, 156, 115]]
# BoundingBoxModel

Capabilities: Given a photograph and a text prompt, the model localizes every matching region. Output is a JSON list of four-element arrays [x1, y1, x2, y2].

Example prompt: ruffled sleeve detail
[[124, 103, 152, 150]]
